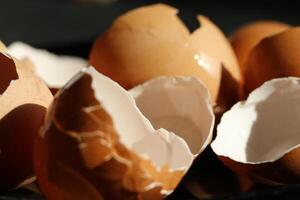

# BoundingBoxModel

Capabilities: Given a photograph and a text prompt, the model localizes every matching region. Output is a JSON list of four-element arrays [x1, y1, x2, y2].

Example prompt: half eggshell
[[211, 77, 300, 184], [8, 42, 87, 92], [0, 51, 53, 191], [34, 67, 214, 199], [243, 27, 300, 94], [89, 3, 241, 103], [230, 20, 291, 72]]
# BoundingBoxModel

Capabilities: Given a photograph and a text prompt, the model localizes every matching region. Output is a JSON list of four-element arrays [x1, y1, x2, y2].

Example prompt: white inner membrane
[[130, 77, 214, 155], [8, 42, 87, 88]]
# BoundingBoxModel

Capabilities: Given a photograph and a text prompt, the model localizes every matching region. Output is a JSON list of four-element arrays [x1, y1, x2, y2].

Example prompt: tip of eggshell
[[211, 77, 300, 164], [0, 41, 6, 50], [191, 14, 241, 83], [7, 42, 87, 88], [0, 51, 52, 191], [36, 66, 215, 199], [89, 3, 242, 103]]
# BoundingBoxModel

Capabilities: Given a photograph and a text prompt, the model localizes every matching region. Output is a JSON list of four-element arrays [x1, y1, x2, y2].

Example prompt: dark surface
[[1, 0, 300, 55], [0, 0, 299, 199]]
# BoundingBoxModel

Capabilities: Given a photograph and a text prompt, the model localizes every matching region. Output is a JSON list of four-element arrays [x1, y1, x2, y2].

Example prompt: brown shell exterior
[[230, 21, 291, 73], [219, 146, 300, 185], [0, 53, 52, 191], [89, 4, 241, 102], [244, 27, 300, 94]]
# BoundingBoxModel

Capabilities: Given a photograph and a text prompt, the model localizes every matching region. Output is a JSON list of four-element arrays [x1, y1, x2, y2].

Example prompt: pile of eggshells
[[0, 3, 299, 200]]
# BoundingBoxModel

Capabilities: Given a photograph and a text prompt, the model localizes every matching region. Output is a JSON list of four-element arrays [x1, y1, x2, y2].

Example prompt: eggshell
[[8, 42, 87, 91], [230, 21, 291, 72], [211, 77, 300, 184], [0, 51, 53, 191], [34, 66, 214, 199], [89, 4, 241, 102], [244, 27, 300, 94], [0, 41, 6, 50], [130, 76, 214, 155]]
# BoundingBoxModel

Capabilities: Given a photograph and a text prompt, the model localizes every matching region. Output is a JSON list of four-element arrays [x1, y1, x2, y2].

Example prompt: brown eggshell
[[212, 77, 300, 185], [35, 66, 215, 199], [220, 149, 300, 185], [230, 20, 291, 72], [0, 41, 6, 50], [89, 4, 241, 102], [191, 16, 242, 108], [244, 27, 300, 94], [34, 73, 178, 200], [0, 52, 53, 191]]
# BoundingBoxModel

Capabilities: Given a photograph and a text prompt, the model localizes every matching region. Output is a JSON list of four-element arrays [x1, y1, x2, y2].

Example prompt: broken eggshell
[[0, 41, 6, 50], [34, 66, 214, 200], [8, 42, 87, 92], [89, 3, 242, 102], [0, 51, 53, 191], [243, 27, 300, 94], [230, 20, 291, 73], [211, 77, 300, 184]]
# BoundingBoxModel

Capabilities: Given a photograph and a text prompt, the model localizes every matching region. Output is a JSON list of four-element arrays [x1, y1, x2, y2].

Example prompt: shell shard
[[211, 77, 300, 184], [212, 77, 300, 163], [89, 3, 241, 103], [230, 20, 291, 72], [190, 15, 241, 83], [35, 66, 214, 199], [244, 27, 300, 94], [0, 52, 18, 94], [0, 41, 6, 51], [8, 42, 87, 89], [0, 51, 53, 191]]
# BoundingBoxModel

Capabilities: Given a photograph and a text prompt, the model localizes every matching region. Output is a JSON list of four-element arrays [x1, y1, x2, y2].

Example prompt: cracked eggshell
[[243, 27, 300, 94], [89, 3, 241, 102], [211, 77, 300, 184], [7, 42, 87, 92], [230, 20, 291, 72], [34, 67, 214, 200], [0, 51, 53, 191]]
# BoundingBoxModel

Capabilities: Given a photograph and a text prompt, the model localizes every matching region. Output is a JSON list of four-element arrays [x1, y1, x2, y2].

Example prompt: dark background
[[0, 0, 299, 58], [0, 0, 300, 199]]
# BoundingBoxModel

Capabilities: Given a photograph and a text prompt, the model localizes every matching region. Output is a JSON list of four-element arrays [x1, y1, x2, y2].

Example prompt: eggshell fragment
[[89, 3, 241, 102], [34, 67, 214, 199], [211, 77, 300, 184], [8, 42, 87, 90], [230, 20, 291, 72], [244, 27, 300, 94], [0, 41, 6, 50], [0, 51, 53, 191]]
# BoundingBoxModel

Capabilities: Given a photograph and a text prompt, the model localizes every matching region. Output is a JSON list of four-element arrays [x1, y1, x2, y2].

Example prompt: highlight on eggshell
[[7, 42, 87, 92], [89, 3, 242, 103], [0, 51, 53, 191], [230, 20, 291, 72], [34, 66, 214, 200], [211, 77, 300, 184], [243, 27, 300, 94]]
